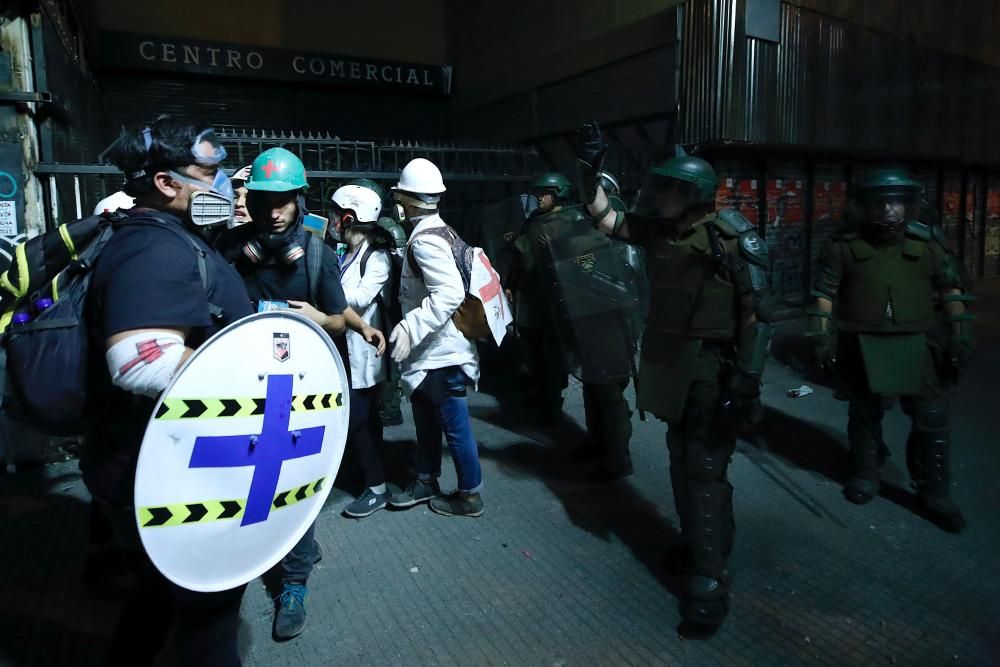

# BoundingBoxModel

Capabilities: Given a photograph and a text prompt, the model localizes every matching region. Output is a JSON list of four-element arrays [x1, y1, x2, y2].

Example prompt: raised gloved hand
[[389, 322, 412, 363], [576, 121, 607, 171]]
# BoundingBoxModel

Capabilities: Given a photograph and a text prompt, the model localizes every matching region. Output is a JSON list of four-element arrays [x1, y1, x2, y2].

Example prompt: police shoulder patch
[[714, 208, 755, 237], [738, 230, 770, 266], [904, 220, 932, 242]]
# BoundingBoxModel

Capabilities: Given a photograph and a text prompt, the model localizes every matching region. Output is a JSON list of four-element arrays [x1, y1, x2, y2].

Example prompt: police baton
[[823, 359, 892, 460]]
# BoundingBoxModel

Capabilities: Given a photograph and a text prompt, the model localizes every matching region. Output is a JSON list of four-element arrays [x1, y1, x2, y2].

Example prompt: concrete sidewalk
[[2, 282, 999, 666]]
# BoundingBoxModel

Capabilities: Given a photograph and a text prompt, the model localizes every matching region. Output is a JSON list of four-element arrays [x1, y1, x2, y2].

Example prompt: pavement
[[2, 280, 999, 666]]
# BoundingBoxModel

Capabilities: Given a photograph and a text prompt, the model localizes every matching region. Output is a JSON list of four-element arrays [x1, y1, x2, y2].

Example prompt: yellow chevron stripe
[[156, 394, 343, 420], [137, 477, 326, 528]]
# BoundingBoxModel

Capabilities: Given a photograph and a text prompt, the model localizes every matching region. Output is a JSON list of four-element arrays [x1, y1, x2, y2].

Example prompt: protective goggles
[[143, 126, 228, 166]]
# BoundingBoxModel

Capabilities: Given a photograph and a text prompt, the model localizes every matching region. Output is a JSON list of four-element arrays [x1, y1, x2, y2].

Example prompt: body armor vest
[[837, 236, 936, 333], [646, 221, 737, 341]]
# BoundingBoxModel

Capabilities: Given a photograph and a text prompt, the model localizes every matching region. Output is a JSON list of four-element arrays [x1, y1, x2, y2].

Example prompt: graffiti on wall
[[765, 177, 805, 305]]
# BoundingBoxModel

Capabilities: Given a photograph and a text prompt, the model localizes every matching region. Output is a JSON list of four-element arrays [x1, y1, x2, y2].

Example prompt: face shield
[[631, 174, 697, 221], [860, 188, 917, 242]]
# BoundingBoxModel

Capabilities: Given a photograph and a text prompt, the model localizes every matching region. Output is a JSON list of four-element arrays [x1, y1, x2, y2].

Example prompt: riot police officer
[[578, 123, 774, 630], [507, 172, 587, 422], [808, 168, 973, 532]]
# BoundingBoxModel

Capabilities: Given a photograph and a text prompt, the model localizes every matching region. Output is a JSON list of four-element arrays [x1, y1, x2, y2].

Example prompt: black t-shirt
[[237, 229, 348, 316], [83, 209, 254, 505]]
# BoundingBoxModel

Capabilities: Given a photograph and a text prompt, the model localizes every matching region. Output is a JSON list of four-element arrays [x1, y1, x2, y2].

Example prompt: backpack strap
[[406, 226, 457, 281], [122, 214, 224, 320], [359, 245, 378, 278], [304, 232, 323, 305]]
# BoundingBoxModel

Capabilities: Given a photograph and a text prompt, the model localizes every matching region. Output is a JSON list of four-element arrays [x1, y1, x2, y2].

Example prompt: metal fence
[[33, 131, 541, 236]]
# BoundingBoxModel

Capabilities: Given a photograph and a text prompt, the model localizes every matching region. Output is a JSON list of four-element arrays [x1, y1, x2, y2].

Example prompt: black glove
[[576, 121, 607, 171], [728, 371, 763, 430], [947, 336, 974, 370], [808, 334, 836, 373]]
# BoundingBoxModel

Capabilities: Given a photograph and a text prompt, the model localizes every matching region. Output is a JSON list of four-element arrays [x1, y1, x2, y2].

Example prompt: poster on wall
[[765, 176, 806, 306], [715, 177, 759, 225]]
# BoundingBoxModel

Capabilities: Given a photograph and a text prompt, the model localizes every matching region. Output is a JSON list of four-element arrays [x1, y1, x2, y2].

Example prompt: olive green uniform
[[811, 221, 969, 509], [621, 209, 773, 624], [508, 205, 591, 419]]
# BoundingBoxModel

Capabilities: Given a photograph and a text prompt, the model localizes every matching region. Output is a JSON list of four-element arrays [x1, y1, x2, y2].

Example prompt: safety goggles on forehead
[[142, 127, 228, 167]]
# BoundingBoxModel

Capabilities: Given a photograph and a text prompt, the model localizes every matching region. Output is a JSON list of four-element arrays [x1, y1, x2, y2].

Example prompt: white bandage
[[106, 332, 185, 398]]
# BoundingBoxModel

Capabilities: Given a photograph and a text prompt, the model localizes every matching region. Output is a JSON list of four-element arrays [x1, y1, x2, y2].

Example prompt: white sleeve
[[106, 332, 185, 398], [343, 251, 391, 312], [402, 236, 465, 347]]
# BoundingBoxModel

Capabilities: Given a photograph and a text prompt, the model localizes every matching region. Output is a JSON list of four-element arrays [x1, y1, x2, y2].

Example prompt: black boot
[[909, 402, 965, 533], [681, 480, 735, 628], [845, 399, 884, 504]]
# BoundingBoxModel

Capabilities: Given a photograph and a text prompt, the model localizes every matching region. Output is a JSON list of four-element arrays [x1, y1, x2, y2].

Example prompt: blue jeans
[[411, 366, 483, 493], [281, 522, 318, 586]]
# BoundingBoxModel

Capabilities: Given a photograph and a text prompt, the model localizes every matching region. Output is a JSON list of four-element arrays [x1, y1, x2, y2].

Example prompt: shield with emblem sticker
[[134, 311, 349, 592], [540, 229, 644, 383]]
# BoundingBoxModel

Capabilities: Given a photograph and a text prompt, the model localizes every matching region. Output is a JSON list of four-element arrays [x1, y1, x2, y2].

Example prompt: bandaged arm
[[105, 327, 193, 398]]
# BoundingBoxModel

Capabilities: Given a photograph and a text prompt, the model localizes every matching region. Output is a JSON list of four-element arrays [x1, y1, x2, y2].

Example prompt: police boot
[[844, 402, 883, 505], [909, 402, 966, 533], [664, 435, 693, 575], [681, 480, 734, 628]]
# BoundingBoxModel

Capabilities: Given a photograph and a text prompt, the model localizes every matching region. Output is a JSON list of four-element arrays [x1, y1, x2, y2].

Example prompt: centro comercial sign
[[99, 31, 453, 96]]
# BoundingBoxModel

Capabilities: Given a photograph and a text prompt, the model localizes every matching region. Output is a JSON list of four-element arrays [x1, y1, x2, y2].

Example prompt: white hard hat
[[393, 158, 446, 196], [331, 184, 382, 223], [93, 191, 135, 216]]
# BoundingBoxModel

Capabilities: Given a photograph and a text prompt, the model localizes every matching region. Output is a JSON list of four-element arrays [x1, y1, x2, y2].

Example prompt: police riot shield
[[475, 196, 530, 283], [134, 311, 350, 592], [540, 230, 644, 384]]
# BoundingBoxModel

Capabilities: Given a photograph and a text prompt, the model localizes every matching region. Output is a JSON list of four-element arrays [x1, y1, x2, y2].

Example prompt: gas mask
[[168, 169, 236, 228], [241, 192, 307, 265]]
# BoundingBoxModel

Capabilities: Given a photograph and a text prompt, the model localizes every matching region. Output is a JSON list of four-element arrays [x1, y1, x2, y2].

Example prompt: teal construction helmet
[[532, 172, 572, 201], [245, 147, 309, 193]]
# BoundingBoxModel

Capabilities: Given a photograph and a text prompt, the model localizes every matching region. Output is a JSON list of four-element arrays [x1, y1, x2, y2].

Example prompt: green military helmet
[[245, 147, 309, 193], [631, 156, 718, 218], [532, 172, 572, 201], [649, 156, 718, 203], [346, 177, 386, 201], [857, 167, 921, 196], [378, 215, 408, 249]]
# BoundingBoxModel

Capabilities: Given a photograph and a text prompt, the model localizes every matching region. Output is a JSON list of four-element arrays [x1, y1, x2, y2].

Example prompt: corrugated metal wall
[[452, 45, 677, 143], [679, 0, 1000, 163]]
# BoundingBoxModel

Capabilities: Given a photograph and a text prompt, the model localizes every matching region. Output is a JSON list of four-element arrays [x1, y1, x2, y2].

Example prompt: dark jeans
[[348, 385, 385, 488], [411, 366, 483, 493], [96, 498, 245, 667], [281, 522, 319, 586]]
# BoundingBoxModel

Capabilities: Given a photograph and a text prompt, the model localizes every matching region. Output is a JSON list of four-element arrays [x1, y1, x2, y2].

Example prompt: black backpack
[[359, 242, 403, 330], [1, 210, 215, 436]]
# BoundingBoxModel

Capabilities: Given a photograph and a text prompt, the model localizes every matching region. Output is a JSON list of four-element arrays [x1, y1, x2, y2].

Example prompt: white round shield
[[134, 311, 350, 592]]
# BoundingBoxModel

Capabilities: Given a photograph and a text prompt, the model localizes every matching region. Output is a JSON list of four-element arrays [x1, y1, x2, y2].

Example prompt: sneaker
[[429, 490, 484, 517], [388, 479, 441, 509], [343, 488, 390, 518], [273, 583, 308, 640]]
